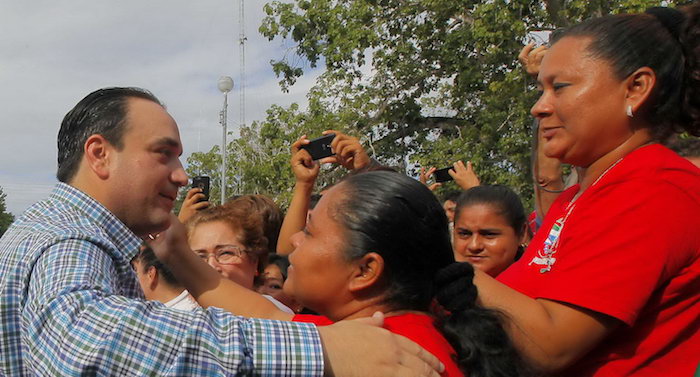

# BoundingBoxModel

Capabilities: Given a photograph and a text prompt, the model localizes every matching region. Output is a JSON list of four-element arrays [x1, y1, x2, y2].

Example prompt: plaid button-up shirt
[[0, 183, 324, 376]]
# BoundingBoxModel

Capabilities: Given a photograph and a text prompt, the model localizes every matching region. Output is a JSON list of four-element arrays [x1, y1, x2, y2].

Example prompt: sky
[[0, 1, 320, 216]]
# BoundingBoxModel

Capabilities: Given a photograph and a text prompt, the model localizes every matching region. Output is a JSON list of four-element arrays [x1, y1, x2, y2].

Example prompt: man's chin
[[132, 215, 172, 238]]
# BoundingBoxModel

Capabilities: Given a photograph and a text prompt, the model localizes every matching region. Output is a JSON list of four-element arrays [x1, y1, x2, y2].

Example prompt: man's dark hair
[[56, 87, 163, 183]]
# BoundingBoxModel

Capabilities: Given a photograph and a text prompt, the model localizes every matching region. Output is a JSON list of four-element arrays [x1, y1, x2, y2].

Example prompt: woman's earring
[[626, 105, 634, 118]]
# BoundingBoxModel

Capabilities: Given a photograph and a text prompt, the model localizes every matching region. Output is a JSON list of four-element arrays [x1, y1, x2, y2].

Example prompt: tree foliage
[[187, 0, 680, 209], [0, 187, 15, 237]]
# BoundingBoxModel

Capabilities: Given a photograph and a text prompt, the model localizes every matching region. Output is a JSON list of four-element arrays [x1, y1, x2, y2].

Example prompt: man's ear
[[348, 252, 385, 293], [625, 66, 656, 115], [83, 134, 113, 180]]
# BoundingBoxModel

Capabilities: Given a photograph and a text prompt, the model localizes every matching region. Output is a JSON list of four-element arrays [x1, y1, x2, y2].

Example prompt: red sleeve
[[292, 314, 334, 326]]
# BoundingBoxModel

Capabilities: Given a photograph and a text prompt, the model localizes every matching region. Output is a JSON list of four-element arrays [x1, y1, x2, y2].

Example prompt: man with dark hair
[[0, 87, 442, 376]]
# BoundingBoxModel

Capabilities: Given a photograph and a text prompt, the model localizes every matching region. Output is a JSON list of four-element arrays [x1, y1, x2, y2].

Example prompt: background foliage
[[0, 187, 15, 237], [184, 0, 683, 210]]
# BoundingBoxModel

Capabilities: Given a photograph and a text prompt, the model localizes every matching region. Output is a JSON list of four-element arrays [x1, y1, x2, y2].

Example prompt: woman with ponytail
[[440, 4, 700, 376], [156, 171, 526, 377]]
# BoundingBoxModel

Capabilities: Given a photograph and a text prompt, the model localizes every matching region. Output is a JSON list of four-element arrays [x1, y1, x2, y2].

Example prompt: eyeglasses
[[195, 245, 253, 265]]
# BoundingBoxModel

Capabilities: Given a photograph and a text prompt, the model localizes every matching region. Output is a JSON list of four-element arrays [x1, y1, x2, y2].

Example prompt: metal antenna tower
[[239, 0, 247, 130]]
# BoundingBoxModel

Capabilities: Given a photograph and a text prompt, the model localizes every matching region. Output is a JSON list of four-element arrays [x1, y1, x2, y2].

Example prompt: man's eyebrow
[[152, 137, 183, 156]]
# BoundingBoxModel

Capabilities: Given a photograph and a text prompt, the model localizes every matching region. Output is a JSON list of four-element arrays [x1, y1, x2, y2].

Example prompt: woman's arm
[[276, 136, 320, 255], [473, 269, 619, 372], [152, 215, 293, 321]]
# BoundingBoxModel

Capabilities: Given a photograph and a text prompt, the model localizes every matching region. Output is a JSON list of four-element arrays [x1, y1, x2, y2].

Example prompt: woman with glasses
[[186, 204, 294, 313], [156, 171, 526, 377]]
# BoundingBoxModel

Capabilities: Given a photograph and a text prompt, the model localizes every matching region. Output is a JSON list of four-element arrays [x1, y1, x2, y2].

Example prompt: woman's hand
[[518, 43, 548, 78], [178, 188, 209, 223], [449, 161, 480, 190], [419, 167, 441, 191], [291, 135, 320, 186], [146, 214, 191, 266], [321, 130, 371, 171]]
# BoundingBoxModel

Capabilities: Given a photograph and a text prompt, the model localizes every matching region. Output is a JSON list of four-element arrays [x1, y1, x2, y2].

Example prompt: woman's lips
[[542, 126, 562, 139], [465, 255, 487, 263]]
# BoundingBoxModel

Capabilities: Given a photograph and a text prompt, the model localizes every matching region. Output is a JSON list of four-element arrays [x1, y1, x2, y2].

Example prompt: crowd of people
[[0, 4, 699, 377]]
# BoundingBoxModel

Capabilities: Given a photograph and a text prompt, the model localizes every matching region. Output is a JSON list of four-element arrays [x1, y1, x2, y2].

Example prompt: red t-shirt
[[293, 313, 464, 377], [498, 144, 700, 376]]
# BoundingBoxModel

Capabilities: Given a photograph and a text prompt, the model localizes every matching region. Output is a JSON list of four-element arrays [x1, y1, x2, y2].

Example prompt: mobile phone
[[525, 30, 552, 48], [433, 167, 454, 183], [300, 133, 336, 160], [191, 176, 210, 201]]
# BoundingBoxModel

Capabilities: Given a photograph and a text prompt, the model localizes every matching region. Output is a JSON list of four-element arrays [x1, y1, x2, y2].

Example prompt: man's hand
[[518, 43, 548, 78], [449, 161, 480, 190], [318, 312, 444, 377], [291, 135, 321, 186], [419, 167, 441, 191], [178, 188, 209, 223], [320, 130, 371, 171]]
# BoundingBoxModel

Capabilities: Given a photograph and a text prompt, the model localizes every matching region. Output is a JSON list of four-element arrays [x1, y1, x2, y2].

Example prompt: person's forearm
[[277, 181, 314, 255], [534, 150, 564, 219], [473, 270, 612, 372], [166, 245, 291, 320]]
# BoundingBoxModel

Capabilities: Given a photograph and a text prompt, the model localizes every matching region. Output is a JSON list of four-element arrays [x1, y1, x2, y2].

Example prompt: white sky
[[0, 0, 320, 215]]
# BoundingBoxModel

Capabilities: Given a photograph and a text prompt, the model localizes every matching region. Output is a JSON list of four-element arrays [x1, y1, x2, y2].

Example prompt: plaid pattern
[[0, 183, 324, 376]]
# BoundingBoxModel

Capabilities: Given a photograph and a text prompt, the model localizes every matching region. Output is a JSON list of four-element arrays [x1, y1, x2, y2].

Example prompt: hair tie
[[646, 7, 684, 41], [435, 262, 477, 313]]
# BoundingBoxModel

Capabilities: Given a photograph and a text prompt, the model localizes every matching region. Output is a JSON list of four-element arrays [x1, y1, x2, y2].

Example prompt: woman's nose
[[206, 255, 222, 271], [531, 92, 553, 119], [467, 236, 484, 253]]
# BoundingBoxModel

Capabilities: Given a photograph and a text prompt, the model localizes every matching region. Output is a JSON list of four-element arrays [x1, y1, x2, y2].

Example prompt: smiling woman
[[438, 4, 700, 377]]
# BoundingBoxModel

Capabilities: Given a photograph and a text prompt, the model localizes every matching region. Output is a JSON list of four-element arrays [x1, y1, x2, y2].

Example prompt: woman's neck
[[578, 130, 653, 193], [330, 299, 424, 321]]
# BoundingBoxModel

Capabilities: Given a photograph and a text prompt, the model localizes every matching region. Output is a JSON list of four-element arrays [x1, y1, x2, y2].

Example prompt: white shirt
[[164, 290, 199, 311]]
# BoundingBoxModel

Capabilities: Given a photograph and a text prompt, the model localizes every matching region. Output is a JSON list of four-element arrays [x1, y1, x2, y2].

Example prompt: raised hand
[[178, 188, 209, 223]]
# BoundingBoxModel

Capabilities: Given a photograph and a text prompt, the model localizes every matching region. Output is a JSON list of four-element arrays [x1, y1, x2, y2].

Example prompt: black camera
[[300, 133, 336, 160], [433, 167, 454, 183], [191, 176, 210, 201]]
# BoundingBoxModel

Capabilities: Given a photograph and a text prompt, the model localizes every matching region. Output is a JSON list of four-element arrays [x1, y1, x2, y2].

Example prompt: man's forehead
[[123, 98, 182, 144]]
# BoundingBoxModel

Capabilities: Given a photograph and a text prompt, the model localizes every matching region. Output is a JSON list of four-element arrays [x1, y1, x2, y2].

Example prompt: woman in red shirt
[[158, 171, 526, 377], [440, 5, 700, 376]]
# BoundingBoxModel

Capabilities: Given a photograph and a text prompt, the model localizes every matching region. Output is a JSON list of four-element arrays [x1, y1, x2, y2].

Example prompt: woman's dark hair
[[333, 171, 525, 377], [267, 253, 291, 281], [57, 87, 162, 183], [454, 185, 527, 260], [132, 244, 180, 287], [549, 3, 700, 140]]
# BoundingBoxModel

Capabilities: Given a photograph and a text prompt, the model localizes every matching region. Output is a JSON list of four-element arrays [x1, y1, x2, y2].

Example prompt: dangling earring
[[515, 243, 527, 261], [626, 105, 634, 118]]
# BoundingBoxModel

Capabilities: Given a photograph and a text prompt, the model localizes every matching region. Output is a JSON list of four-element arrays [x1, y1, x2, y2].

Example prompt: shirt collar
[[51, 182, 143, 260]]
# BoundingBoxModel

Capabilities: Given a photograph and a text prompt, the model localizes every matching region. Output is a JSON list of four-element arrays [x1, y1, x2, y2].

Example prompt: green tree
[[257, 0, 678, 206], [187, 0, 681, 209], [0, 187, 15, 237], [183, 99, 360, 208]]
